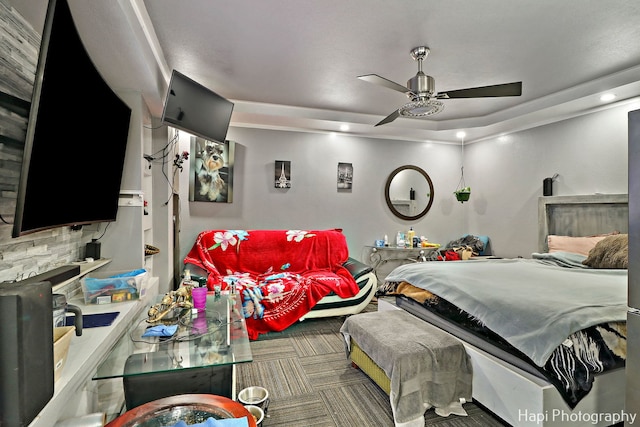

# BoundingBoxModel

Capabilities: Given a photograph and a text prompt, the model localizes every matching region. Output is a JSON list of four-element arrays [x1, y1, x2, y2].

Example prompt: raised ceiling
[[11, 0, 640, 143]]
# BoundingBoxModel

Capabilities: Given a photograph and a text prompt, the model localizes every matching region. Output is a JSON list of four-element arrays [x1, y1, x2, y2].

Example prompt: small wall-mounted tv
[[12, 0, 132, 238], [161, 69, 234, 144]]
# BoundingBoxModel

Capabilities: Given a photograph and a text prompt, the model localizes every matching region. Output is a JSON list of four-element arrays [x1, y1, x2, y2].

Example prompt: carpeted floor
[[236, 302, 508, 426]]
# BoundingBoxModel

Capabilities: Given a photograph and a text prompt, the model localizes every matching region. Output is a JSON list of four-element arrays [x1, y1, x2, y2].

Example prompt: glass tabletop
[[94, 293, 252, 380]]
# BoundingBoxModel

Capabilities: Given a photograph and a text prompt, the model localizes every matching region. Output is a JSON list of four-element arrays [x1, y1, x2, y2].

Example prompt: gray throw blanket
[[340, 310, 472, 426], [385, 253, 627, 366], [531, 250, 591, 268]]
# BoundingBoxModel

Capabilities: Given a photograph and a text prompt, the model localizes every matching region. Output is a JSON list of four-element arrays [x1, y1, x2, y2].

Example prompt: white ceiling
[[11, 0, 640, 143]]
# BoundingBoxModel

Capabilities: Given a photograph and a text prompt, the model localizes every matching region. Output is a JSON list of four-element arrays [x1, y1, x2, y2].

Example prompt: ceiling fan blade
[[358, 74, 414, 95], [374, 109, 400, 126], [436, 81, 522, 99]]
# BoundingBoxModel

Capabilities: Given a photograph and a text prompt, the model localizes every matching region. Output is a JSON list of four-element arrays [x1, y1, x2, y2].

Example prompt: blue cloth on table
[[142, 324, 178, 337], [168, 416, 249, 427]]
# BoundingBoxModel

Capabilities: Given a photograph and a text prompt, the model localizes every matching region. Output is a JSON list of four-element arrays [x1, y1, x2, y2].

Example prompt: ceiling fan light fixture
[[359, 46, 522, 127], [398, 99, 444, 118]]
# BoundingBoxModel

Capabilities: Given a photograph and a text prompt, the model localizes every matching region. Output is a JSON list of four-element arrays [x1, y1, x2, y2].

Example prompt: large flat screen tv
[[12, 0, 132, 238], [161, 69, 234, 144]]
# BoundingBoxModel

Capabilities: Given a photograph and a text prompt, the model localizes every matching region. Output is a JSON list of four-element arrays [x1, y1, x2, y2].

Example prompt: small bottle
[[384, 234, 389, 246], [396, 231, 405, 248], [181, 269, 197, 287], [407, 227, 416, 247], [181, 269, 191, 286]]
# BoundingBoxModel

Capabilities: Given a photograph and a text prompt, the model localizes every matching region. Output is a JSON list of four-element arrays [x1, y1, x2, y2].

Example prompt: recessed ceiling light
[[600, 93, 616, 102], [340, 124, 350, 132], [456, 131, 466, 139]]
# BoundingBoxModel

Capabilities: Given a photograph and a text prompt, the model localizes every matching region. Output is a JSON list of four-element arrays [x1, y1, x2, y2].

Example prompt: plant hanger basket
[[454, 135, 471, 203], [454, 167, 471, 203], [455, 190, 470, 202]]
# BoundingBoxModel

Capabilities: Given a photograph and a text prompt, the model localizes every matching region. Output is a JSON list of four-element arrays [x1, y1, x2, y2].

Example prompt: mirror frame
[[384, 165, 435, 221]]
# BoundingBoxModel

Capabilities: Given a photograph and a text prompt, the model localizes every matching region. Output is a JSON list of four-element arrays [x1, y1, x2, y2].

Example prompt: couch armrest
[[342, 257, 373, 280]]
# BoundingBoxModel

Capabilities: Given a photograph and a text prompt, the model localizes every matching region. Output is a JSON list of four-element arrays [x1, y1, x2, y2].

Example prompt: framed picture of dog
[[189, 137, 235, 203]]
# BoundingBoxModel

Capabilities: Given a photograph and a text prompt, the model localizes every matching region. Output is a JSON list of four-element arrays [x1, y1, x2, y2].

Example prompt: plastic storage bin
[[81, 269, 148, 304]]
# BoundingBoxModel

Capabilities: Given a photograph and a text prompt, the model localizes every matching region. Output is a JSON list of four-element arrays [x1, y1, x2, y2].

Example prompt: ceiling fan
[[358, 46, 522, 126]]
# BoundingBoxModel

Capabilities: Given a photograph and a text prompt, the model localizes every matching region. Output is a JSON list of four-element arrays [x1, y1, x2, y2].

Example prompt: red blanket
[[184, 229, 360, 339]]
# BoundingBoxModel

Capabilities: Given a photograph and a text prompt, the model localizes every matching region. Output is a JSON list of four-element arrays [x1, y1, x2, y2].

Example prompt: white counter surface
[[28, 278, 159, 427]]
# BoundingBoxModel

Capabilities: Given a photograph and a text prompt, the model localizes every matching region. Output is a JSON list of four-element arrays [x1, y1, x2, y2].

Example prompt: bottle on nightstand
[[407, 227, 416, 247]]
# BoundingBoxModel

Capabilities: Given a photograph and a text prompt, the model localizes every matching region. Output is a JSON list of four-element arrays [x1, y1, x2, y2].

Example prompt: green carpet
[[236, 302, 507, 426]]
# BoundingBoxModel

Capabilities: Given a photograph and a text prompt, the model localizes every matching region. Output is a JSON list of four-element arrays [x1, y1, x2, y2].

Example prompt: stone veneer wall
[[0, 1, 86, 286], [0, 225, 85, 283]]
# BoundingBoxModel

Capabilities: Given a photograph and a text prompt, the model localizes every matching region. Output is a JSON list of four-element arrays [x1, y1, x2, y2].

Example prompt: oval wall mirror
[[385, 165, 434, 220]]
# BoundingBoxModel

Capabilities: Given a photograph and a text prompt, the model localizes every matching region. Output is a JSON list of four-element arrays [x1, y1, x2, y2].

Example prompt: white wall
[[176, 128, 464, 263], [466, 104, 633, 258], [174, 101, 634, 264]]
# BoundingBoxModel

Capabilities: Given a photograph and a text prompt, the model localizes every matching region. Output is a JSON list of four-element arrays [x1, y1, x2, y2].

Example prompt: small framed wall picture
[[275, 160, 291, 188], [337, 162, 353, 190]]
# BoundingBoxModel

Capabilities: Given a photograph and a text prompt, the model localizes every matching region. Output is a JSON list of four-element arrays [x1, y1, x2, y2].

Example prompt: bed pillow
[[582, 234, 628, 269], [547, 233, 617, 256]]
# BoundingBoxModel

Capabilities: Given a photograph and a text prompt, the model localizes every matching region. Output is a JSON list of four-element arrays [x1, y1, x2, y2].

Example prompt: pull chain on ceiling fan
[[357, 46, 523, 127]]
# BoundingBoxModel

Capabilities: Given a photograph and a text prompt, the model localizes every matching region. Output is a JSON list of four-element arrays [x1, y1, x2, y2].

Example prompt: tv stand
[[27, 275, 159, 427]]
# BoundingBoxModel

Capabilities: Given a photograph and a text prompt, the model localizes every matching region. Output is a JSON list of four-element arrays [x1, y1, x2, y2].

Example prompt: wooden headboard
[[538, 194, 628, 252]]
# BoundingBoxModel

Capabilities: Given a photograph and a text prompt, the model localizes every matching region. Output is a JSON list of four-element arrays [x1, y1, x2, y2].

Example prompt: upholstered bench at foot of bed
[[340, 309, 472, 427]]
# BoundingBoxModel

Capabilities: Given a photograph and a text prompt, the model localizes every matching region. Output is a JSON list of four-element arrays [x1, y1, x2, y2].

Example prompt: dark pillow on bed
[[582, 234, 628, 269]]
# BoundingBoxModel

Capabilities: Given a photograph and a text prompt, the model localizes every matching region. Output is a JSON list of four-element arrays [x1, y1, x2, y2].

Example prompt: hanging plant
[[454, 186, 471, 202], [454, 165, 470, 202], [454, 132, 470, 203]]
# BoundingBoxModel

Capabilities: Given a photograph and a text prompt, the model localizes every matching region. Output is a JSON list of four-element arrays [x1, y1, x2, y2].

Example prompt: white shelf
[[391, 199, 418, 216], [118, 191, 144, 207], [143, 214, 152, 231], [52, 258, 112, 293]]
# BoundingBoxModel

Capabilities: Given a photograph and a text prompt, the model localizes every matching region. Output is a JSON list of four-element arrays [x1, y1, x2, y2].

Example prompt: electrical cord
[[139, 129, 182, 206], [93, 222, 110, 241], [0, 213, 12, 224]]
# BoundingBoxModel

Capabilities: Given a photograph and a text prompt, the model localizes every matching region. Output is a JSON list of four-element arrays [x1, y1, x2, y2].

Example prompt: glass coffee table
[[94, 293, 252, 410]]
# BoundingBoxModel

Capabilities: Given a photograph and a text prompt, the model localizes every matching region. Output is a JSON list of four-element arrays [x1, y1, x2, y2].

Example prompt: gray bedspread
[[340, 310, 472, 427], [384, 252, 628, 366]]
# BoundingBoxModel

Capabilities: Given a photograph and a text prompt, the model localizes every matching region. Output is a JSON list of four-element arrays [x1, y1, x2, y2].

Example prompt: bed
[[377, 194, 629, 427], [183, 228, 377, 340]]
